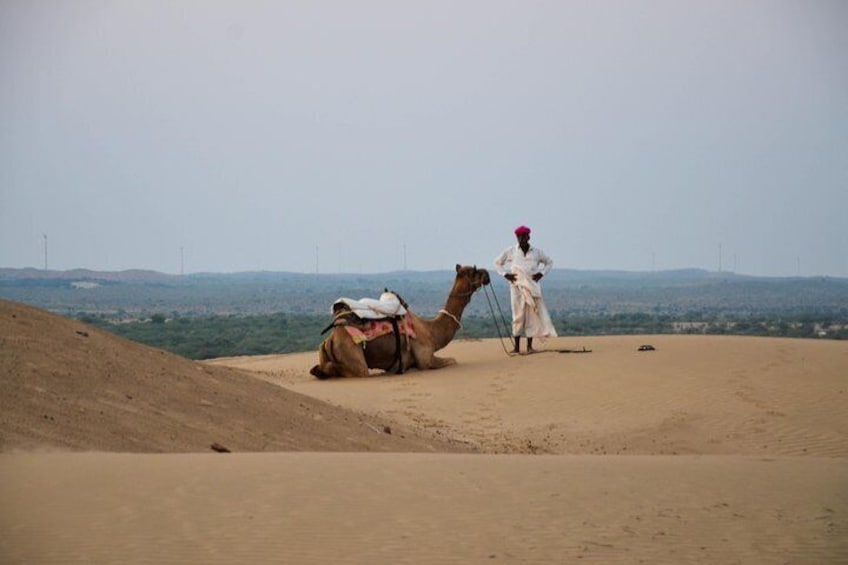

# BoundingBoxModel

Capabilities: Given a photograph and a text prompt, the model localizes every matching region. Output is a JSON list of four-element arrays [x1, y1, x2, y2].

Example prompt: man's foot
[[511, 348, 520, 354], [526, 348, 537, 354]]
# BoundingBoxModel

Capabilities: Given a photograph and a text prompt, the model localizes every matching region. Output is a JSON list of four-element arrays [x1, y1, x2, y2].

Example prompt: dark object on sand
[[638, 345, 656, 351], [557, 347, 592, 354], [210, 442, 231, 453]]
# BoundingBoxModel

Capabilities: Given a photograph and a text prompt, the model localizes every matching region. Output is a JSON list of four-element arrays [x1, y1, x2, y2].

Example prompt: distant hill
[[0, 267, 177, 283], [1, 267, 847, 319]]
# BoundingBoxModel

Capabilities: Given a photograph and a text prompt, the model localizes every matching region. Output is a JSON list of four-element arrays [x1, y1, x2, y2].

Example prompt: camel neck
[[433, 290, 470, 350]]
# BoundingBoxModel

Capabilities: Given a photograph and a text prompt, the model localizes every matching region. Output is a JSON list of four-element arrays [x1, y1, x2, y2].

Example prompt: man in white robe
[[494, 225, 557, 353]]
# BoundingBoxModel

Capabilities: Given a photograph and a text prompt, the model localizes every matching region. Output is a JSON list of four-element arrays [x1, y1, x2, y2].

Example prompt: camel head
[[454, 264, 491, 295]]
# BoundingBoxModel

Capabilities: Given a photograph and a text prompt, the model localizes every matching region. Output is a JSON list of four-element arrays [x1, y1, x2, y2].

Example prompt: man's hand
[[504, 273, 517, 282], [532, 273, 543, 282]]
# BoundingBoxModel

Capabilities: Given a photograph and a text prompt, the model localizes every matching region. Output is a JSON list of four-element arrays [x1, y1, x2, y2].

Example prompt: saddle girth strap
[[390, 316, 404, 375]]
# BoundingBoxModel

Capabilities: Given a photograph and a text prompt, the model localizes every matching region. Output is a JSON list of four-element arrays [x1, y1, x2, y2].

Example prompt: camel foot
[[310, 365, 332, 380], [428, 356, 456, 369]]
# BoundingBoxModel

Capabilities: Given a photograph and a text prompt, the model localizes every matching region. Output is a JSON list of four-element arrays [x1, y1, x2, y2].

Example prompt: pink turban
[[514, 225, 531, 236]]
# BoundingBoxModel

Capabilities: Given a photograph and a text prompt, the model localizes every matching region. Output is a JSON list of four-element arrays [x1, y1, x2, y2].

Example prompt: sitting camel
[[310, 264, 490, 379]]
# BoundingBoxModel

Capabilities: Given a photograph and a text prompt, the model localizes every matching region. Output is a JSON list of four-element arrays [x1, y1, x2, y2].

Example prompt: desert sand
[[210, 335, 848, 458], [2, 299, 847, 563]]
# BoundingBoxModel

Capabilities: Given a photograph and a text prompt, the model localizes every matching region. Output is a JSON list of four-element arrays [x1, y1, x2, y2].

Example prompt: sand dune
[[0, 299, 471, 454], [2, 299, 847, 563], [210, 335, 848, 458]]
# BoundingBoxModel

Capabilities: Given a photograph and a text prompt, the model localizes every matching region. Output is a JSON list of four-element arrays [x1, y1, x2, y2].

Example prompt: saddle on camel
[[310, 265, 490, 379], [322, 289, 415, 374]]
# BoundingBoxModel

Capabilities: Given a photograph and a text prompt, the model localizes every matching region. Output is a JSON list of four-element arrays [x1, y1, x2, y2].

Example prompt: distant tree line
[[80, 310, 848, 361], [81, 313, 329, 360], [7, 268, 848, 322], [9, 267, 848, 359], [463, 313, 848, 341]]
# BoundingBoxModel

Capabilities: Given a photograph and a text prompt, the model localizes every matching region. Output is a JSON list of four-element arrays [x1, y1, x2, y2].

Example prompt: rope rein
[[454, 269, 517, 357], [483, 282, 519, 356]]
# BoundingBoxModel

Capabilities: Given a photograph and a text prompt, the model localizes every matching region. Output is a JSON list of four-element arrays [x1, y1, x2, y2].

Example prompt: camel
[[310, 264, 491, 379]]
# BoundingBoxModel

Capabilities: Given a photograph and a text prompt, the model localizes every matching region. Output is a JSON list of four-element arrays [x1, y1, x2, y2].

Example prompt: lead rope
[[483, 282, 518, 357]]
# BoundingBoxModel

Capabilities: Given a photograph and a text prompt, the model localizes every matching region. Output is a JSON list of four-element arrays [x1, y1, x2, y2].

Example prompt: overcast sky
[[2, 1, 846, 277]]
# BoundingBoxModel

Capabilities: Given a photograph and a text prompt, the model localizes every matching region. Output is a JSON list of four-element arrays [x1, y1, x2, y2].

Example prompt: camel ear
[[455, 264, 461, 273]]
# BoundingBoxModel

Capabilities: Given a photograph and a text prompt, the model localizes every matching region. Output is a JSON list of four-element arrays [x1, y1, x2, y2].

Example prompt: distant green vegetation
[[82, 313, 329, 360], [81, 311, 848, 361], [6, 268, 848, 322], [465, 313, 848, 341], [5, 267, 847, 359]]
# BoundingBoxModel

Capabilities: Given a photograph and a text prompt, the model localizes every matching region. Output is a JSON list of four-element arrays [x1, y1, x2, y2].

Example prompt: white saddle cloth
[[333, 291, 407, 319]]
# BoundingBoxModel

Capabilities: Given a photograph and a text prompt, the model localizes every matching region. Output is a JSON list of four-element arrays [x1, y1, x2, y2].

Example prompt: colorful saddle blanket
[[329, 290, 416, 345], [344, 315, 417, 345]]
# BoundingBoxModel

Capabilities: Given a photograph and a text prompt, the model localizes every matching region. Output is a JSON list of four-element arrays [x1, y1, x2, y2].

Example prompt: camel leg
[[310, 339, 334, 379], [310, 329, 370, 379], [410, 342, 456, 371]]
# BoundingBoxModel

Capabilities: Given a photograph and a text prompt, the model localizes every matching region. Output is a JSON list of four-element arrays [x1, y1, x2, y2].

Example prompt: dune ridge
[[0, 299, 472, 453]]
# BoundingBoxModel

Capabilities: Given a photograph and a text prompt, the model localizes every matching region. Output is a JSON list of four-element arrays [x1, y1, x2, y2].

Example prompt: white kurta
[[494, 245, 558, 338]]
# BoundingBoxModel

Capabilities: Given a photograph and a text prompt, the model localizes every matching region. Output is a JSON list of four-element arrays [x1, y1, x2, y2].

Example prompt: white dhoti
[[509, 267, 557, 339]]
